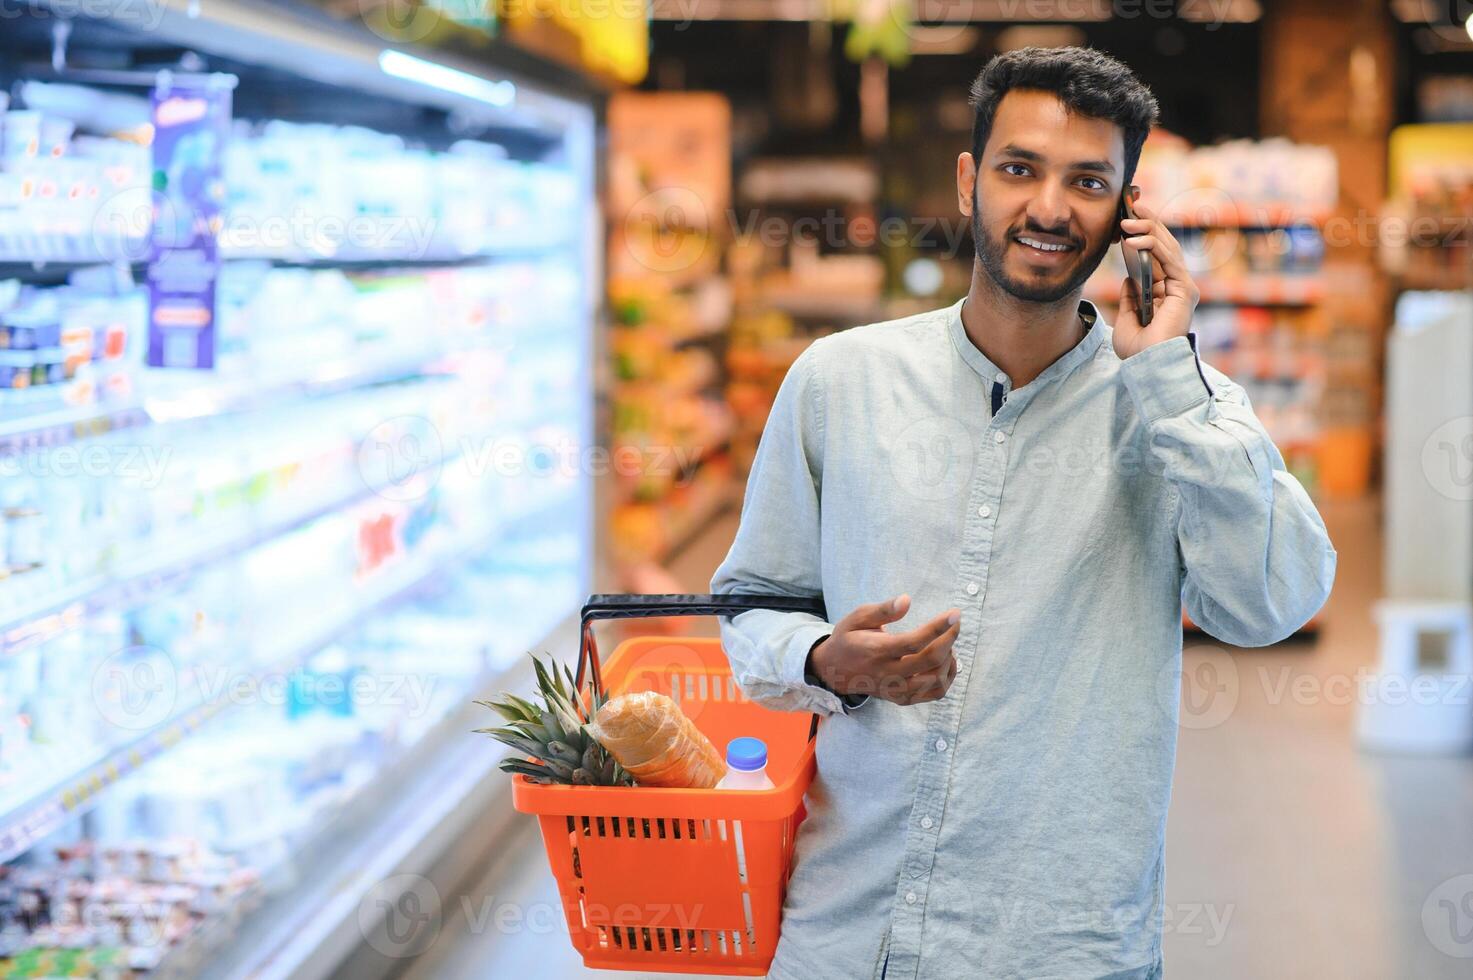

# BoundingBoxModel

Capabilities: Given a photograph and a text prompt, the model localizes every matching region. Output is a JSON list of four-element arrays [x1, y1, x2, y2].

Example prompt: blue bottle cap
[[726, 737, 768, 772]]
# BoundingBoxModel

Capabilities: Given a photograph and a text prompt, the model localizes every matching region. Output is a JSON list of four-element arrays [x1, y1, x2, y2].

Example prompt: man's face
[[958, 89, 1126, 304]]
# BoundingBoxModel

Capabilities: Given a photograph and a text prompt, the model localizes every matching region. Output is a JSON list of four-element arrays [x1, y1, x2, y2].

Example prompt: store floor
[[397, 497, 1473, 980]]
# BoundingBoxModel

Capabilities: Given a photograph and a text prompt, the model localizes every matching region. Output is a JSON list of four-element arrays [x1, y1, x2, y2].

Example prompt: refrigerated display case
[[0, 3, 598, 976]]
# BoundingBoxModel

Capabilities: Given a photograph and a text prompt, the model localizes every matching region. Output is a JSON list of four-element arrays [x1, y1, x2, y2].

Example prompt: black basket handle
[[575, 592, 828, 702]]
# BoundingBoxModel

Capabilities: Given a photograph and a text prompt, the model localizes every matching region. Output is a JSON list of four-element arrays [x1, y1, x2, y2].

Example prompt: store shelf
[[31, 0, 592, 133], [1197, 276, 1327, 306], [0, 506, 538, 866], [0, 396, 540, 654], [0, 244, 147, 271], [1394, 265, 1473, 292], [207, 613, 577, 980], [0, 336, 481, 453], [756, 292, 937, 326], [1159, 203, 1331, 228], [673, 323, 731, 349], [656, 482, 737, 567], [218, 236, 577, 267], [0, 481, 375, 657], [1086, 275, 1327, 307], [0, 240, 574, 278]]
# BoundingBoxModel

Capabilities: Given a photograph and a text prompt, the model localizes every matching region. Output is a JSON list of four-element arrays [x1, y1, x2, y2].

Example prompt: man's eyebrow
[[995, 144, 1118, 174]]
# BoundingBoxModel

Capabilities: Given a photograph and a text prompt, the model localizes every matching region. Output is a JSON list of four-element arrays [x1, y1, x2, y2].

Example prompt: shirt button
[[994, 430, 1006, 444], [994, 371, 1006, 383], [905, 891, 918, 905], [978, 504, 991, 518], [966, 582, 979, 595], [935, 738, 947, 751], [921, 816, 934, 829]]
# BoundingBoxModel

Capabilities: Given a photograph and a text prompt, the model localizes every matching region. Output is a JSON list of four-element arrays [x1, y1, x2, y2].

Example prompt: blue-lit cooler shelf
[[0, 490, 576, 866], [0, 376, 525, 653], [0, 3, 596, 975], [0, 330, 522, 454]]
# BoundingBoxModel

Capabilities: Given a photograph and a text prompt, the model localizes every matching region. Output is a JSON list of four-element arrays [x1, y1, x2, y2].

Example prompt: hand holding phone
[[1117, 185, 1153, 326], [1110, 191, 1201, 361]]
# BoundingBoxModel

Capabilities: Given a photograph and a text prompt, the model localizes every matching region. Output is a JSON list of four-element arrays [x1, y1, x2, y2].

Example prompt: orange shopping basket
[[511, 593, 826, 975]]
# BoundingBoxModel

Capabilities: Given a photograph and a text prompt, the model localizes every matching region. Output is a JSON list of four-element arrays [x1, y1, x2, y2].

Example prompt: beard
[[971, 188, 1112, 304]]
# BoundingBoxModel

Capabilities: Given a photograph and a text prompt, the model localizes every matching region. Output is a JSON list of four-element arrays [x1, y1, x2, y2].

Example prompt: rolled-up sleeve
[[710, 340, 864, 715], [1119, 335, 1337, 646]]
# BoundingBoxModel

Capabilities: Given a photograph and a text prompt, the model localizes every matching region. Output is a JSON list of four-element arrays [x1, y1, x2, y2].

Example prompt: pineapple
[[475, 655, 634, 786]]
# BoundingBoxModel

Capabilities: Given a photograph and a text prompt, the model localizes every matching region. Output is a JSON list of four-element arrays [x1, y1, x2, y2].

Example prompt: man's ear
[[956, 152, 977, 216]]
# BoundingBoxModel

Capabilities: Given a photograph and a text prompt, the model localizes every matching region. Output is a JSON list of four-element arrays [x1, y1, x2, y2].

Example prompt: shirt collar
[[945, 294, 1107, 394]]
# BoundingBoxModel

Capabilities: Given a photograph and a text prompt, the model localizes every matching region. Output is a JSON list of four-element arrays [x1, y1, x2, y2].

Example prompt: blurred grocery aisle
[[1, 1, 1472, 977]]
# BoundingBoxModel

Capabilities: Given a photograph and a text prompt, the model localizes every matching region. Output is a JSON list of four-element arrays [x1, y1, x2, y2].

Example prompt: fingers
[[1119, 205, 1194, 292], [890, 618, 961, 703], [895, 652, 959, 705], [894, 616, 961, 675], [1119, 233, 1179, 277], [839, 593, 910, 633], [838, 600, 964, 705], [890, 608, 960, 653]]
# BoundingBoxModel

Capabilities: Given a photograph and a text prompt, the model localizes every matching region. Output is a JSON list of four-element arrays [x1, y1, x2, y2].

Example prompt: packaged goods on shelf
[[0, 101, 151, 264], [222, 121, 579, 261], [606, 277, 735, 562], [0, 270, 144, 411], [0, 521, 583, 970], [1382, 124, 1473, 289], [609, 452, 734, 567], [214, 257, 580, 376], [1079, 134, 1339, 496], [1190, 305, 1327, 489], [1130, 134, 1338, 223], [604, 94, 735, 570], [0, 838, 259, 976], [0, 457, 584, 855]]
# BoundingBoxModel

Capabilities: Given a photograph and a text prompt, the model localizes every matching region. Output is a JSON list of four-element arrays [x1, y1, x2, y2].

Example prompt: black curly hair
[[969, 47, 1160, 186]]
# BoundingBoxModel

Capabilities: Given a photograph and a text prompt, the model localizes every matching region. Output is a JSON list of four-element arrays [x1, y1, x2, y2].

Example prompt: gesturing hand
[[809, 594, 962, 706]]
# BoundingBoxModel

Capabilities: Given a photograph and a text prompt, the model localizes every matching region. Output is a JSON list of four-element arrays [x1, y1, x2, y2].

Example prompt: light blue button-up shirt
[[711, 296, 1335, 980]]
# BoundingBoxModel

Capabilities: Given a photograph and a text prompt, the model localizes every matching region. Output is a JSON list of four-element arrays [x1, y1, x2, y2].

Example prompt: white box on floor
[[1357, 600, 1473, 753]]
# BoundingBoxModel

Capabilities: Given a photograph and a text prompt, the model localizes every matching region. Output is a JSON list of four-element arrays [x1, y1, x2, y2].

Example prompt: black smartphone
[[1118, 186, 1153, 326]]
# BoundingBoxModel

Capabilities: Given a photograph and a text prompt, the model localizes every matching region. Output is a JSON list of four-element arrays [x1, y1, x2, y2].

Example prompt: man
[[710, 46, 1335, 980]]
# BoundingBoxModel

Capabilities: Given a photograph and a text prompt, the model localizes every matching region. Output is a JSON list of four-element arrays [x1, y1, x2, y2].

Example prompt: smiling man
[[711, 46, 1337, 980]]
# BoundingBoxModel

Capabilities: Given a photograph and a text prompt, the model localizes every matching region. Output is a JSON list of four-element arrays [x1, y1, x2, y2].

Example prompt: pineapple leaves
[[475, 652, 633, 787]]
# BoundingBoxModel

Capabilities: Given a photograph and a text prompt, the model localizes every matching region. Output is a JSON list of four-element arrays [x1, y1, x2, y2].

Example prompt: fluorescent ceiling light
[[378, 50, 515, 107]]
